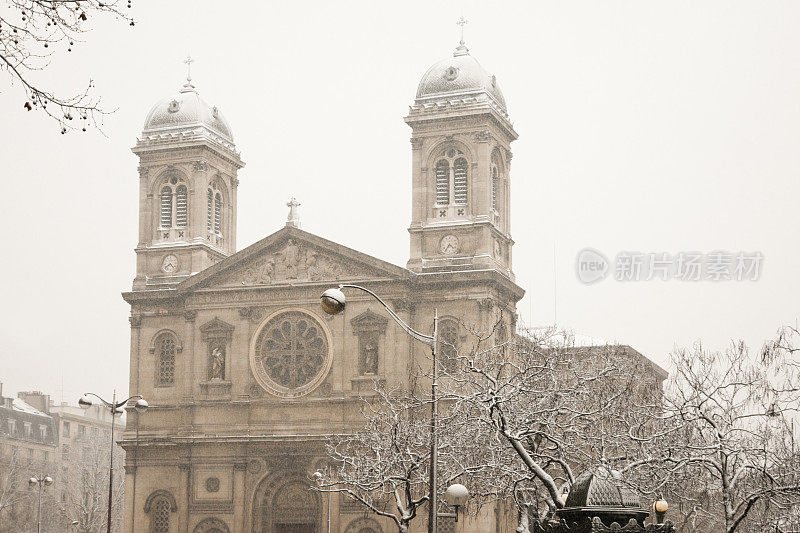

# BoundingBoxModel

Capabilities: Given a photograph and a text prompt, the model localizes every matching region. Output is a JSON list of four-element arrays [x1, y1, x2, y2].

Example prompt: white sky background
[[0, 1, 798, 402]]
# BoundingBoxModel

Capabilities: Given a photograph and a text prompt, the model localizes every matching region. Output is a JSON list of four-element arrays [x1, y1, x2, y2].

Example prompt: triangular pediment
[[199, 317, 235, 341], [179, 226, 410, 293], [350, 309, 389, 333]]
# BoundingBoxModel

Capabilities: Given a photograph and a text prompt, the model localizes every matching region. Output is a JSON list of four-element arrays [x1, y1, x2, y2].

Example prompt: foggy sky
[[1, 1, 798, 402]]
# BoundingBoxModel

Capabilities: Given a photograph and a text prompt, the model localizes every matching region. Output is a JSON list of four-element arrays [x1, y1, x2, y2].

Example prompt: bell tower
[[131, 72, 244, 290], [405, 39, 517, 279]]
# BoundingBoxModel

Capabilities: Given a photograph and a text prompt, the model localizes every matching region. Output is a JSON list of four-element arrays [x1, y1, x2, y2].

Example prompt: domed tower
[[405, 38, 517, 279], [131, 74, 244, 290]]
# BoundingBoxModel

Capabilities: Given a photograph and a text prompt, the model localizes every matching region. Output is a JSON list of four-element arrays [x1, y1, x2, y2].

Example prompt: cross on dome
[[457, 16, 468, 45], [181, 55, 196, 92], [184, 55, 194, 83], [454, 16, 470, 56]]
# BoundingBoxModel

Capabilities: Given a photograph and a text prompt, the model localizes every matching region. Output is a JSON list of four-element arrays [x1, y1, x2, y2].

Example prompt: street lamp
[[29, 474, 53, 533], [444, 483, 469, 522], [79, 391, 148, 533], [313, 471, 331, 533], [653, 497, 668, 524], [321, 284, 442, 533]]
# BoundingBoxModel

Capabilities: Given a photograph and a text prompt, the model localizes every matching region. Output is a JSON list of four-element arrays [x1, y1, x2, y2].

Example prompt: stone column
[[233, 463, 247, 530], [178, 464, 190, 533], [123, 465, 137, 533], [183, 310, 197, 402]]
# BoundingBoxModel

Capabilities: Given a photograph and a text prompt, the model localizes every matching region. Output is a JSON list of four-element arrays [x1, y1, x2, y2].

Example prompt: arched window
[[159, 187, 172, 228], [435, 159, 450, 205], [432, 147, 469, 208], [144, 491, 177, 533], [157, 336, 176, 386], [453, 158, 468, 205], [157, 175, 188, 232], [214, 193, 222, 234], [175, 185, 187, 228]]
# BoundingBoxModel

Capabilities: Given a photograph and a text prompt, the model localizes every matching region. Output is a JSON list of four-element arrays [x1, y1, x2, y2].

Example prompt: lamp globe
[[320, 288, 346, 315]]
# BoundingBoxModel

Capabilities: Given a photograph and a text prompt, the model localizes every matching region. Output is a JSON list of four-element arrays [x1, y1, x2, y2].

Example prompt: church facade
[[122, 40, 523, 533]]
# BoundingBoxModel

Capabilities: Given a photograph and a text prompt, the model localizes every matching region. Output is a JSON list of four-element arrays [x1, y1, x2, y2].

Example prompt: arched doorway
[[253, 474, 320, 533]]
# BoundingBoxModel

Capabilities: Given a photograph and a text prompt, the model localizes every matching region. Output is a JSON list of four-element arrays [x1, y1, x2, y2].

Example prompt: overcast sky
[[1, 1, 798, 402]]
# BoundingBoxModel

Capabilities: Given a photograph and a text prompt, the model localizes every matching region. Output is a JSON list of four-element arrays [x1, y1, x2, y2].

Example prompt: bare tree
[[316, 384, 489, 533], [0, 448, 28, 532], [0, 0, 135, 132], [439, 322, 663, 524], [60, 434, 125, 533], [318, 316, 666, 532], [628, 332, 800, 533]]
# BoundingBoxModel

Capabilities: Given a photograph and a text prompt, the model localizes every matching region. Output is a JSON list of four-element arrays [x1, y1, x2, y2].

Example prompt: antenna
[[553, 241, 558, 326]]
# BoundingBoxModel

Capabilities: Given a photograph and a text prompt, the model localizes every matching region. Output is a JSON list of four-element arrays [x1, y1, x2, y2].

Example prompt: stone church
[[122, 38, 524, 533]]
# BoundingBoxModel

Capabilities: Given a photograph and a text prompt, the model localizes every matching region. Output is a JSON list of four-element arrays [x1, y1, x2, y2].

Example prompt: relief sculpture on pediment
[[227, 241, 349, 286]]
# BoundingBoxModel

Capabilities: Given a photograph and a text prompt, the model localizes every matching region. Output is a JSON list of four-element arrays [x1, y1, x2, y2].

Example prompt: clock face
[[161, 254, 179, 274], [439, 234, 459, 255]]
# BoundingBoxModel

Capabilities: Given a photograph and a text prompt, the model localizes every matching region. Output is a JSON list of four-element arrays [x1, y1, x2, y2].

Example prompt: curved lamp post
[[321, 285, 441, 533], [79, 391, 148, 533], [444, 483, 469, 522], [313, 471, 332, 533], [29, 474, 53, 533]]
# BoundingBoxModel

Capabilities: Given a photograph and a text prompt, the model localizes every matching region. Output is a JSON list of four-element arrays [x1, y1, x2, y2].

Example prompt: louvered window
[[159, 187, 172, 228], [491, 166, 498, 211], [435, 160, 450, 205], [207, 189, 213, 232], [453, 158, 468, 205], [175, 185, 187, 228], [158, 337, 176, 386], [214, 193, 222, 234]]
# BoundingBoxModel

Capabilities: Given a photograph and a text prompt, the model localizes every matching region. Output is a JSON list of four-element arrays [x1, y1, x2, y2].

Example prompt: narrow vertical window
[[159, 186, 172, 228], [175, 185, 187, 228], [158, 337, 176, 386], [152, 498, 171, 532], [207, 189, 213, 232], [214, 193, 222, 234], [491, 166, 498, 211], [439, 320, 459, 372], [453, 157, 468, 204], [435, 159, 450, 205]]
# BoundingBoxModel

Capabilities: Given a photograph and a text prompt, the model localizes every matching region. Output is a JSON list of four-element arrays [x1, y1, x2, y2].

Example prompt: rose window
[[252, 311, 330, 396]]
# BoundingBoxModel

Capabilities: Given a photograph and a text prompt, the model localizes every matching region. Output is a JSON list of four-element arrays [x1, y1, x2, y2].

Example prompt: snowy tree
[[629, 330, 800, 533], [60, 434, 125, 532], [0, 447, 28, 531], [440, 322, 665, 524], [315, 385, 490, 533]]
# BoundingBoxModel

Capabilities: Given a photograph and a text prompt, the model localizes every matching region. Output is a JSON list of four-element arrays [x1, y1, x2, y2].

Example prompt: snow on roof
[[11, 397, 51, 418], [528, 326, 614, 348]]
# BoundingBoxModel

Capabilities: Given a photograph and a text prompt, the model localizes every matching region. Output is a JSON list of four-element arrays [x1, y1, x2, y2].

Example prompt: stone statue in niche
[[360, 335, 379, 375], [210, 346, 225, 380], [283, 239, 300, 279]]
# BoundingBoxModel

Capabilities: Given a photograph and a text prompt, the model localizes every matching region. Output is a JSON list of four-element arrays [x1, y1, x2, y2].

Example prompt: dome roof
[[415, 43, 507, 113], [557, 467, 649, 528], [564, 468, 641, 509], [142, 81, 234, 142]]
